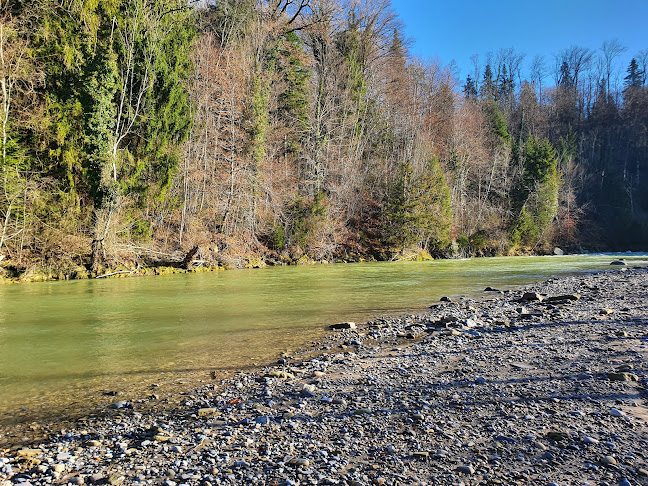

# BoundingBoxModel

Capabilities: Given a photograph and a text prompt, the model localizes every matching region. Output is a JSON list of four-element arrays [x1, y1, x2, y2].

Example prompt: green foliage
[[33, 0, 196, 240], [249, 72, 271, 169], [511, 137, 561, 247], [386, 157, 452, 252], [483, 101, 510, 145], [278, 191, 330, 253], [277, 32, 310, 153]]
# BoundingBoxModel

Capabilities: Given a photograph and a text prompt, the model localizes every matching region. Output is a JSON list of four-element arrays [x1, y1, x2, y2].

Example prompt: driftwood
[[181, 246, 200, 269], [96, 270, 137, 279]]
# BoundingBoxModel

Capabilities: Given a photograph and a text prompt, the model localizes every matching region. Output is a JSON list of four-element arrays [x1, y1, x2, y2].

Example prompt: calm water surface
[[0, 254, 645, 426]]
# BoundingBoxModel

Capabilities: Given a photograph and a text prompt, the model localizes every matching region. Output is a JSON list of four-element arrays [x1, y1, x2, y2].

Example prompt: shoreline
[[0, 247, 617, 285], [1, 267, 648, 485]]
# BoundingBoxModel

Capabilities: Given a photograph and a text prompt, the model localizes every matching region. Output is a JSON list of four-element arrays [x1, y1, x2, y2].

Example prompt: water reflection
[[0, 254, 646, 425]]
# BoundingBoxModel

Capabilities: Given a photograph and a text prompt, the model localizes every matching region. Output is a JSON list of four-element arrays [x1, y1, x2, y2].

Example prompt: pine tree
[[498, 65, 514, 100], [386, 157, 452, 252], [481, 64, 497, 101], [278, 31, 310, 154], [511, 137, 561, 247], [624, 58, 643, 89], [463, 75, 478, 99]]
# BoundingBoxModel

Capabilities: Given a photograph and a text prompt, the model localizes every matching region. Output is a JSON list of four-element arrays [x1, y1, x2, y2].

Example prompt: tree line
[[1, 0, 647, 276]]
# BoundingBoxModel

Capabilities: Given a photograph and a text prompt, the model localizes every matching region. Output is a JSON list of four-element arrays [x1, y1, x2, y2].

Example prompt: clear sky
[[389, 0, 648, 83]]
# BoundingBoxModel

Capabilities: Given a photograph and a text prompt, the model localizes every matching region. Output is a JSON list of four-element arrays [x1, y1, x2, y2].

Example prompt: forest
[[1, 0, 647, 278]]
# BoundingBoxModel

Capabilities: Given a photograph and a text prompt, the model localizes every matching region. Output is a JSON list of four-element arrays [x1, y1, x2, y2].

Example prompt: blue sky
[[389, 0, 648, 83]]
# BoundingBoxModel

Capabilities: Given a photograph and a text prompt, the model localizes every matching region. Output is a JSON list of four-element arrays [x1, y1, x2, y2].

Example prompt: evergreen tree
[[33, 0, 196, 270], [463, 75, 478, 99], [497, 65, 514, 100], [511, 137, 561, 247], [386, 157, 452, 252], [481, 64, 497, 101], [624, 58, 643, 89], [277, 31, 311, 154]]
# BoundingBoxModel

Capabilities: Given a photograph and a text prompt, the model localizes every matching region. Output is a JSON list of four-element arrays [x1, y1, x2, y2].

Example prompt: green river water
[[0, 254, 646, 430]]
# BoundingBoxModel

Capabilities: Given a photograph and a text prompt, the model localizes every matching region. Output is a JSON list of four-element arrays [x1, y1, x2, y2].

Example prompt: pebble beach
[[1, 266, 647, 486]]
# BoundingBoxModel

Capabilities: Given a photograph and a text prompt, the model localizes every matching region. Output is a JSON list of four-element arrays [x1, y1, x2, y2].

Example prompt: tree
[[386, 156, 452, 252], [481, 64, 496, 101], [35, 0, 196, 271], [624, 58, 643, 89], [600, 39, 626, 101], [0, 5, 41, 257], [511, 137, 560, 247], [463, 75, 478, 99]]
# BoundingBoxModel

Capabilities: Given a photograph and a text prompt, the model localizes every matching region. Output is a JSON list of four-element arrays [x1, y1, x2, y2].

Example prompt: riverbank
[[0, 245, 567, 284], [1, 267, 647, 485]]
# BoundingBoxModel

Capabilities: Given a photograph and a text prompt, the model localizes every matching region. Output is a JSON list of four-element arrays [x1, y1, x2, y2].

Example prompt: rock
[[329, 322, 356, 330], [619, 479, 632, 486], [484, 287, 501, 292], [546, 294, 581, 302], [638, 468, 648, 477], [610, 260, 627, 266], [456, 465, 475, 474], [583, 436, 600, 444], [107, 474, 125, 485], [546, 431, 569, 442], [171, 445, 182, 453], [610, 408, 625, 417], [441, 329, 461, 336], [198, 408, 218, 417], [607, 372, 639, 382], [615, 330, 629, 337], [301, 384, 317, 396], [412, 451, 429, 460], [266, 370, 295, 379], [616, 364, 634, 372], [521, 292, 543, 301], [440, 296, 452, 302], [600, 308, 614, 315], [52, 464, 66, 473], [354, 407, 371, 415], [112, 401, 131, 410], [87, 440, 101, 447], [17, 448, 41, 459], [553, 247, 564, 255], [154, 434, 173, 442], [601, 455, 617, 466], [287, 457, 310, 467]]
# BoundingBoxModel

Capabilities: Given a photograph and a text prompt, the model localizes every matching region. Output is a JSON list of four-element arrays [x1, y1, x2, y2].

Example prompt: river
[[0, 253, 645, 430]]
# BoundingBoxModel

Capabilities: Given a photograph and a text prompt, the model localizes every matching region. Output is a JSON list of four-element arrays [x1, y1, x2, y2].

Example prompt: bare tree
[[530, 54, 546, 101], [635, 48, 648, 86], [600, 39, 627, 101]]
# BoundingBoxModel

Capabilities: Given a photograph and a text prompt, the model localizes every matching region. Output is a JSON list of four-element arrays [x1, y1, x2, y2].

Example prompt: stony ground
[[1, 267, 647, 486]]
